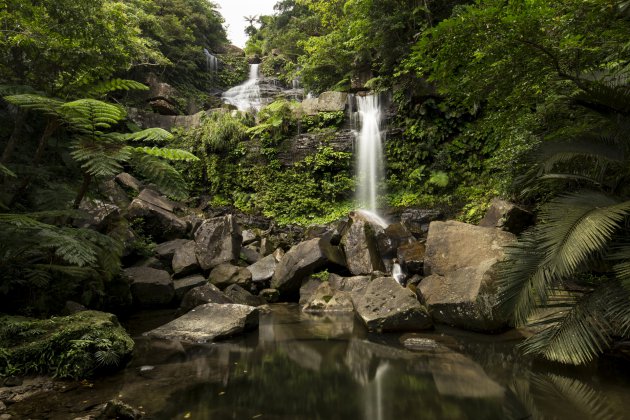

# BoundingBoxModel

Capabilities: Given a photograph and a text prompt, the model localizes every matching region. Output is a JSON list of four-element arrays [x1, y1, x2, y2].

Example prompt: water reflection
[[34, 304, 627, 420]]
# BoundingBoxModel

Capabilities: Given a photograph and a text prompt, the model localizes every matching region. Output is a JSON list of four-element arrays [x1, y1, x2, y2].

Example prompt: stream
[[9, 304, 630, 419]]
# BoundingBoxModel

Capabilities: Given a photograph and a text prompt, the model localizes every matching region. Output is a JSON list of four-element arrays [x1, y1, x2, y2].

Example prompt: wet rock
[[317, 91, 348, 112], [173, 275, 207, 300], [302, 282, 354, 313], [479, 198, 535, 234], [241, 229, 258, 245], [132, 257, 165, 271], [115, 172, 143, 192], [247, 248, 284, 283], [194, 215, 242, 270], [341, 216, 385, 275], [171, 240, 200, 277], [146, 303, 259, 343], [402, 337, 445, 352], [424, 220, 516, 276], [155, 239, 190, 262], [125, 267, 175, 307], [299, 277, 323, 306], [99, 179, 131, 209], [150, 98, 178, 115], [241, 246, 260, 264], [127, 197, 187, 242], [400, 209, 443, 238], [208, 263, 252, 289], [260, 288, 280, 303], [328, 273, 370, 293], [75, 199, 120, 232], [137, 189, 181, 213], [276, 130, 354, 167], [271, 238, 345, 296], [377, 222, 415, 258], [1, 377, 22, 387], [179, 284, 233, 313], [96, 399, 142, 420], [224, 284, 267, 306], [351, 277, 433, 332], [397, 242, 426, 275], [419, 260, 508, 332]]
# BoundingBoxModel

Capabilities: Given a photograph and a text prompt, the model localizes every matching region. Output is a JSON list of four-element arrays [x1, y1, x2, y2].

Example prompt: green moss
[[0, 311, 134, 379]]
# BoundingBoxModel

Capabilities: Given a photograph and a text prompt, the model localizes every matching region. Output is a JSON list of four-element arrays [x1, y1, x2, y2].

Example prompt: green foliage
[[301, 111, 345, 132], [0, 311, 134, 378]]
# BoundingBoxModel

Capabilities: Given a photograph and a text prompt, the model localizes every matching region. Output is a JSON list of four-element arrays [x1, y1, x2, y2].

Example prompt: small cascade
[[355, 94, 385, 214], [222, 64, 262, 112], [203, 49, 219, 73]]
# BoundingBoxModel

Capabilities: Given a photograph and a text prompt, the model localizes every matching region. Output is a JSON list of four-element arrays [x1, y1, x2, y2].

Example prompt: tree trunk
[[73, 173, 92, 209], [1, 109, 27, 165]]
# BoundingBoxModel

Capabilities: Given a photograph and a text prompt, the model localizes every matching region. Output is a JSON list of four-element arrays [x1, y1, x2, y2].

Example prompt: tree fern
[[4, 94, 63, 116], [131, 146, 198, 162], [129, 153, 188, 199], [116, 128, 173, 143], [86, 79, 149, 98]]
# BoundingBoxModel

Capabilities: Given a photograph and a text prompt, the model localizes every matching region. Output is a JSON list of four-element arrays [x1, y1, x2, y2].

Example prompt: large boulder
[[155, 239, 190, 262], [301, 282, 354, 313], [179, 284, 233, 313], [271, 238, 345, 296], [420, 221, 516, 332], [424, 221, 516, 276], [173, 275, 207, 300], [341, 213, 385, 275], [351, 277, 433, 332], [328, 273, 370, 293], [224, 284, 267, 307], [127, 191, 187, 242], [208, 263, 252, 289], [171, 240, 200, 277], [115, 172, 143, 192], [194, 215, 242, 270], [400, 209, 443, 238], [125, 267, 174, 307], [75, 199, 120, 232], [397, 242, 426, 275], [377, 222, 415, 259], [479, 198, 535, 234], [317, 91, 348, 112], [145, 303, 259, 343], [247, 248, 284, 283], [136, 189, 181, 213]]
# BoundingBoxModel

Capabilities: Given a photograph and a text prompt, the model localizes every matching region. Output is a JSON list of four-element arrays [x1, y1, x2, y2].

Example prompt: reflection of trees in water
[[507, 373, 626, 420]]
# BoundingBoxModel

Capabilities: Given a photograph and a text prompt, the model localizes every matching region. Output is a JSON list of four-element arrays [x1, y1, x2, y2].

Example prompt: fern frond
[[129, 153, 188, 199], [71, 139, 130, 177], [0, 163, 16, 178], [116, 128, 173, 143], [87, 79, 148, 97], [132, 146, 199, 162], [60, 99, 125, 132], [0, 85, 38, 96], [38, 228, 98, 267], [4, 94, 63, 115]]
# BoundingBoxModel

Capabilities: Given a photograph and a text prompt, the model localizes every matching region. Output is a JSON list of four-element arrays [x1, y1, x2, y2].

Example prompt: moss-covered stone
[[0, 311, 134, 379]]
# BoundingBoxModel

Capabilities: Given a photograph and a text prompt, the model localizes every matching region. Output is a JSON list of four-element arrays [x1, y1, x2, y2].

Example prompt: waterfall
[[203, 49, 218, 73], [222, 64, 262, 112], [355, 94, 385, 214]]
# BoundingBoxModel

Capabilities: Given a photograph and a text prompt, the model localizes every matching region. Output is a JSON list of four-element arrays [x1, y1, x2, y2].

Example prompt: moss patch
[[0, 310, 134, 379]]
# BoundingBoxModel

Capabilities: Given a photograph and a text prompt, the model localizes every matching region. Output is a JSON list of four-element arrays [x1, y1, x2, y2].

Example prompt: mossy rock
[[0, 311, 134, 379]]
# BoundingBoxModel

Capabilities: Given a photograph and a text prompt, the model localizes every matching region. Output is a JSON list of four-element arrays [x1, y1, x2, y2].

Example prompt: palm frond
[[132, 146, 199, 162], [86, 79, 148, 97], [116, 128, 173, 143]]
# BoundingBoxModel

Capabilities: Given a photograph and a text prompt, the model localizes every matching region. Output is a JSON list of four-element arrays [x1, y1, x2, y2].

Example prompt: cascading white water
[[222, 64, 262, 112], [355, 94, 384, 214], [203, 49, 218, 73]]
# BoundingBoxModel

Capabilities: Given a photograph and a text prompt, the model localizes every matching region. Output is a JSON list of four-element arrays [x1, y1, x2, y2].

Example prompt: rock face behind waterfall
[[419, 221, 516, 332]]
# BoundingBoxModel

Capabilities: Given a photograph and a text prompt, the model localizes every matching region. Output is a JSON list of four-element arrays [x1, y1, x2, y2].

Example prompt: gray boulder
[[179, 283, 233, 313], [299, 277, 323, 306], [173, 275, 207, 300], [224, 284, 267, 307], [194, 215, 242, 270], [420, 221, 516, 332], [377, 222, 415, 258], [260, 288, 280, 303], [172, 240, 200, 277], [137, 188, 181, 213], [424, 221, 516, 276], [301, 282, 354, 313], [125, 267, 175, 307], [317, 91, 348, 112], [208, 263, 252, 289], [127, 195, 187, 241], [328, 273, 370, 293], [241, 229, 258, 245], [75, 199, 120, 232], [341, 214, 385, 275], [351, 277, 432, 332], [247, 248, 284, 283], [400, 209, 443, 237], [115, 172, 143, 192], [155, 239, 190, 262], [479, 198, 535, 234], [241, 246, 261, 264], [146, 303, 259, 342], [271, 238, 345, 296]]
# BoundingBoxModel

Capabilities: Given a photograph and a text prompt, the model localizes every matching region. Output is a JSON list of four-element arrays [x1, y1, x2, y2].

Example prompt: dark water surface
[[12, 304, 630, 419]]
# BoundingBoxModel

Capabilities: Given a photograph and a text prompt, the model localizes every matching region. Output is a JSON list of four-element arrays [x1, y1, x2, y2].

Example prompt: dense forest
[[1, 0, 630, 409]]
